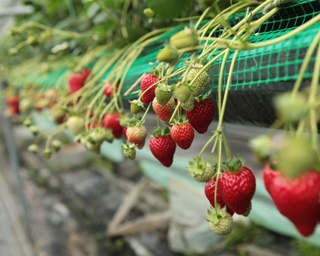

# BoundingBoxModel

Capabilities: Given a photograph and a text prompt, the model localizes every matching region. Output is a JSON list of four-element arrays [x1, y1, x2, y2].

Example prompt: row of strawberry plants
[[3, 0, 320, 238]]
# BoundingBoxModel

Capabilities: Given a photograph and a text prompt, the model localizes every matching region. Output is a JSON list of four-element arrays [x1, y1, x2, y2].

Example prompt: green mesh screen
[[21, 0, 319, 125]]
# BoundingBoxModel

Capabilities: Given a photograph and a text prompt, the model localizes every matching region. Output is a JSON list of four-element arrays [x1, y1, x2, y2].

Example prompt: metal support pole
[[0, 82, 34, 244]]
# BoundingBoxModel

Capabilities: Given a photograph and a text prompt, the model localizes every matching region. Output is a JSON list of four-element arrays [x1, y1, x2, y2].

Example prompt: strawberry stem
[[169, 102, 181, 124], [199, 133, 217, 157], [214, 134, 223, 212], [291, 31, 320, 96], [308, 43, 320, 149]]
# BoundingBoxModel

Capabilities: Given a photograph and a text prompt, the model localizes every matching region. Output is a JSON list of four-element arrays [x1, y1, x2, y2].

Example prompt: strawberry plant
[[2, 0, 320, 240]]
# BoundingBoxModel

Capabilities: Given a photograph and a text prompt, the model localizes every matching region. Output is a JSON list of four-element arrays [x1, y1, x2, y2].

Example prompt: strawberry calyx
[[187, 156, 213, 182], [193, 90, 213, 102], [152, 126, 170, 137], [126, 116, 143, 127], [225, 157, 245, 173], [121, 143, 136, 160], [149, 66, 161, 77], [171, 115, 189, 125]]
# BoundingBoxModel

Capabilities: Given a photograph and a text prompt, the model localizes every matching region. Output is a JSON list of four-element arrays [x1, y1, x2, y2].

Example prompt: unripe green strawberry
[[130, 100, 144, 114], [104, 129, 114, 143], [88, 128, 106, 144], [156, 44, 179, 64], [8, 27, 21, 37], [249, 135, 273, 163], [187, 156, 213, 182], [155, 84, 173, 106], [121, 143, 136, 160], [28, 144, 39, 154], [152, 97, 175, 122], [22, 118, 33, 127], [67, 116, 85, 135], [277, 136, 318, 178], [42, 149, 52, 159], [174, 82, 192, 103], [52, 140, 62, 152], [26, 35, 38, 46], [181, 95, 195, 111], [29, 125, 39, 136], [185, 64, 210, 97], [206, 206, 233, 235], [8, 48, 18, 55], [274, 92, 308, 123], [143, 8, 155, 18], [126, 124, 147, 149], [170, 27, 199, 50]]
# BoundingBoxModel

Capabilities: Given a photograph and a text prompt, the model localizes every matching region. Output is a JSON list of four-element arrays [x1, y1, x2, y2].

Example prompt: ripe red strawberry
[[205, 179, 234, 216], [103, 82, 118, 98], [149, 128, 176, 167], [126, 125, 147, 149], [68, 73, 86, 94], [185, 97, 215, 134], [264, 164, 320, 237], [81, 69, 91, 79], [6, 96, 20, 114], [219, 159, 256, 215], [170, 119, 194, 149], [102, 113, 123, 139], [152, 97, 174, 122], [140, 73, 158, 104], [205, 178, 226, 209]]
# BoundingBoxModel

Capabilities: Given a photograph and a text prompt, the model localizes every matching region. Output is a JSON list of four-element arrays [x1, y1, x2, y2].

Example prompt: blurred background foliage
[[0, 0, 204, 75]]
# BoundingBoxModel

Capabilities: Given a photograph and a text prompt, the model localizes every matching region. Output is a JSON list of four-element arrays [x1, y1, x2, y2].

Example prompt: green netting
[[121, 0, 319, 96], [20, 0, 319, 125]]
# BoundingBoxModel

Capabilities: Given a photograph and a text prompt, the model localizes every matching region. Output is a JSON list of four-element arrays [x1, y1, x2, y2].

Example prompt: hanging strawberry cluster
[[250, 31, 320, 237]]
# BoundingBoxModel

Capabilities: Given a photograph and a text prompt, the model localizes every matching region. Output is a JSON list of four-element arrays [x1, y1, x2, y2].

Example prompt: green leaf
[[146, 0, 192, 19], [104, 0, 125, 9], [86, 2, 100, 18]]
